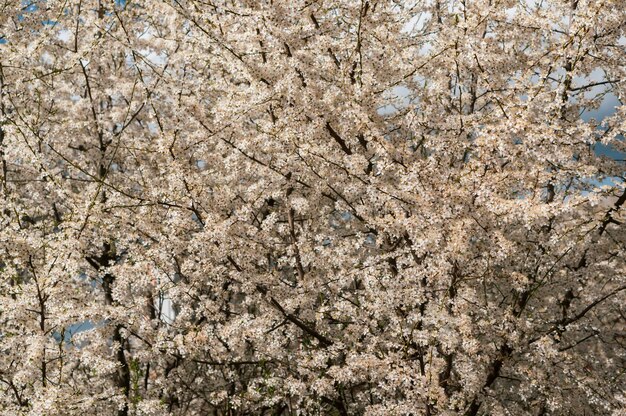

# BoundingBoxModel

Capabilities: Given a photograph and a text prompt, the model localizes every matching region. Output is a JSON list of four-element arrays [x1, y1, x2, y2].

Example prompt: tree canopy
[[0, 0, 625, 415]]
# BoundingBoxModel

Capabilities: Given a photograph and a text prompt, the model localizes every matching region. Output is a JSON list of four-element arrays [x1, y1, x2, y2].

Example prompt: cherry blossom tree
[[1, 0, 625, 415]]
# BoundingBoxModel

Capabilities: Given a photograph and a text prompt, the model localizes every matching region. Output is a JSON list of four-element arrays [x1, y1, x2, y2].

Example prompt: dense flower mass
[[0, 0, 625, 415]]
